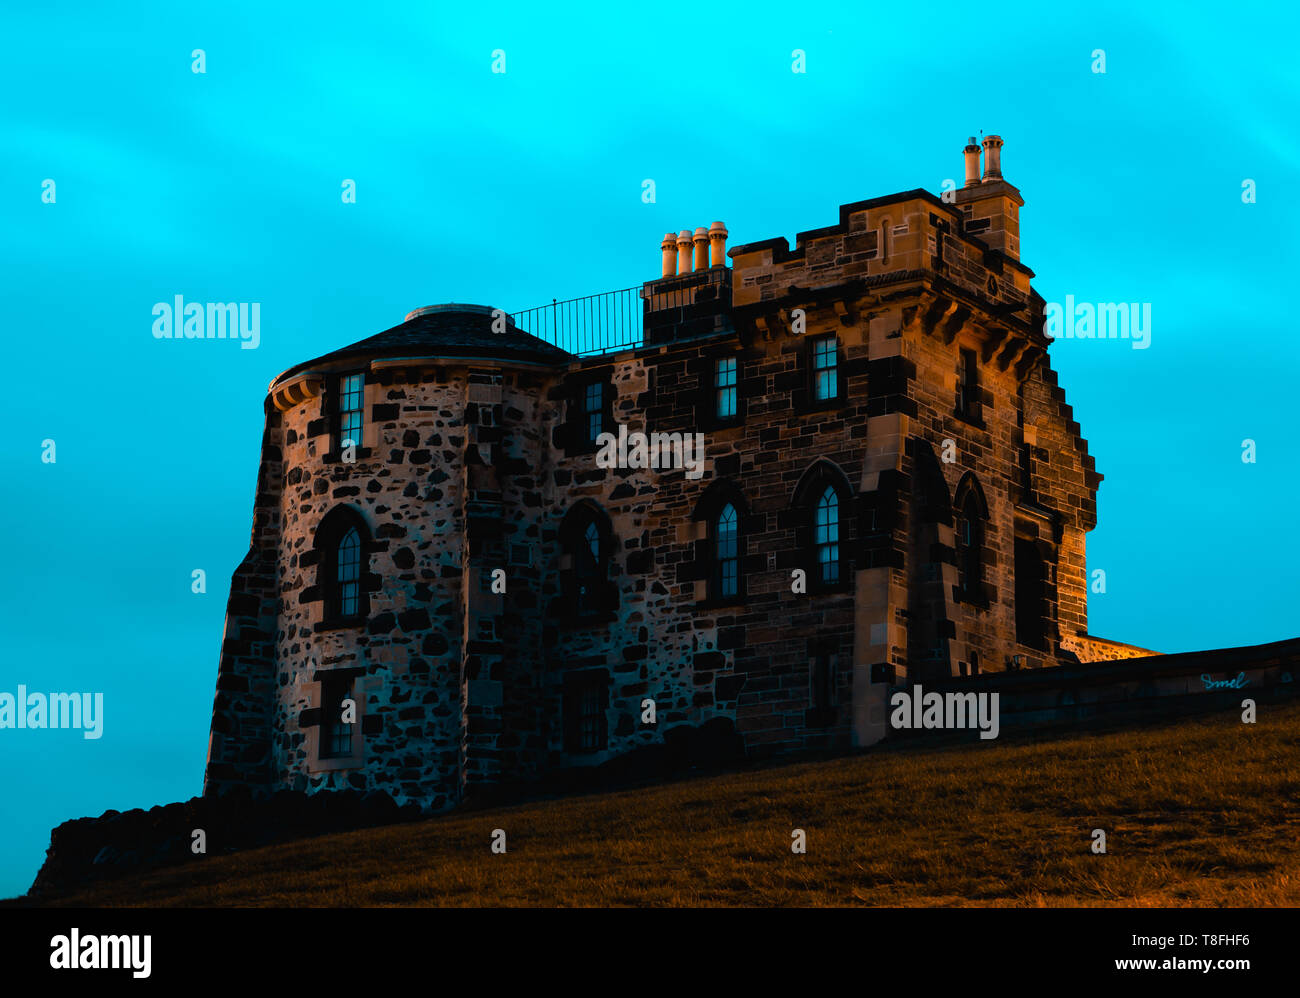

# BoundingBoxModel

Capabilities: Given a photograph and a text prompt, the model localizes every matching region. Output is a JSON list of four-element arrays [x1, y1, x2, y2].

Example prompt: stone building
[[204, 136, 1143, 809]]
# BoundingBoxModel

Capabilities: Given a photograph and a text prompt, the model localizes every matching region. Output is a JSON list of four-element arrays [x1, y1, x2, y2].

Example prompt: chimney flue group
[[659, 221, 728, 277]]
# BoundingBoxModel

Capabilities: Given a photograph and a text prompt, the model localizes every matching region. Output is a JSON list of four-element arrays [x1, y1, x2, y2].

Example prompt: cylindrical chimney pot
[[661, 232, 678, 277], [982, 135, 1003, 181], [693, 227, 709, 272], [963, 137, 981, 188], [676, 230, 693, 276], [708, 221, 728, 267]]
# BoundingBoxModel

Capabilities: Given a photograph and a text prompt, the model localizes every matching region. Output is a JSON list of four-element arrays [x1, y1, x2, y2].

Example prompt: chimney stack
[[952, 133, 1022, 259], [693, 227, 709, 272], [963, 137, 981, 188], [708, 221, 728, 267], [659, 223, 730, 277], [981, 134, 1003, 181], [661, 232, 679, 277]]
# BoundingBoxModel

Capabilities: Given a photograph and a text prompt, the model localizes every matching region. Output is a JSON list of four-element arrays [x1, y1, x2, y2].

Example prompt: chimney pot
[[676, 230, 693, 277], [693, 227, 709, 273], [661, 232, 678, 277], [963, 137, 982, 188], [981, 134, 1004, 181], [708, 221, 728, 267]]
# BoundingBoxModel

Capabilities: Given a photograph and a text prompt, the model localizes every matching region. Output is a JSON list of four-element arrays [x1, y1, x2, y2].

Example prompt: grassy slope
[[24, 700, 1300, 907]]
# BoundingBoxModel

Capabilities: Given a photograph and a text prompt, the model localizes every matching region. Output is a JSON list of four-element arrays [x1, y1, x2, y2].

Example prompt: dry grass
[[25, 700, 1300, 907]]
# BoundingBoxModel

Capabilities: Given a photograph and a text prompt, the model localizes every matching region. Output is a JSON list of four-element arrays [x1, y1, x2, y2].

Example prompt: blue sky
[[2, 1, 1297, 898]]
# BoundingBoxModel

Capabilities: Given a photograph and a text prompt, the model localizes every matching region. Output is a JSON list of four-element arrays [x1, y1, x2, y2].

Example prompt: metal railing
[[511, 286, 644, 357], [512, 269, 734, 358]]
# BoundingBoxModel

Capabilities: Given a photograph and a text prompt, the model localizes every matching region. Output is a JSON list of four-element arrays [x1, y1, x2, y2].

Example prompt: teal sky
[[2, 1, 1297, 897]]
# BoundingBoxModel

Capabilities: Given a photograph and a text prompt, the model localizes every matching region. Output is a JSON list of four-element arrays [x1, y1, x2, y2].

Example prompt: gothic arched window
[[336, 527, 361, 617], [578, 521, 601, 616], [792, 462, 853, 593], [953, 473, 990, 607], [692, 483, 751, 604], [716, 503, 739, 598], [957, 495, 982, 595], [314, 506, 372, 626], [560, 503, 616, 621], [815, 486, 840, 585]]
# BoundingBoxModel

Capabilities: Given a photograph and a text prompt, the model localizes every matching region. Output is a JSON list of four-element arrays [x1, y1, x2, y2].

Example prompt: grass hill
[[17, 699, 1300, 907]]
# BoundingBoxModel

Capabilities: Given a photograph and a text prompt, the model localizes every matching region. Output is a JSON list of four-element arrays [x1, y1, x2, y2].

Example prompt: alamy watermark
[[0, 686, 103, 739], [595, 423, 706, 480], [1044, 295, 1150, 350], [152, 295, 260, 350], [50, 929, 150, 978], [889, 684, 999, 739]]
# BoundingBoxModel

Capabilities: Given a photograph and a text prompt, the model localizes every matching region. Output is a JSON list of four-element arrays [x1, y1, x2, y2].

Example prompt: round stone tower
[[204, 304, 574, 810]]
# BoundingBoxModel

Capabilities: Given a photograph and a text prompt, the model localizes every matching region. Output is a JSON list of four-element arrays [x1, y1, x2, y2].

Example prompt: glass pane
[[718, 386, 736, 419]]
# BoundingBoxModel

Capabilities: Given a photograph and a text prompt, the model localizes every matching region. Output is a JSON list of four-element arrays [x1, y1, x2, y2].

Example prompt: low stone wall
[[914, 636, 1299, 731], [27, 788, 424, 899]]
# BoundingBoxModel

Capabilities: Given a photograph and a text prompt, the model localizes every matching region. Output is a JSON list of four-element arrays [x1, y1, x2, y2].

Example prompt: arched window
[[957, 495, 982, 595], [953, 473, 990, 606], [336, 527, 361, 617], [792, 462, 853, 592], [577, 520, 601, 616], [692, 483, 751, 604], [560, 503, 616, 621], [313, 506, 372, 626], [815, 487, 840, 584], [716, 503, 739, 598]]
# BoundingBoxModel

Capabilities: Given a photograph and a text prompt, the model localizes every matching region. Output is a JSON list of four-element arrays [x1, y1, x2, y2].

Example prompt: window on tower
[[318, 674, 354, 761], [337, 372, 364, 451], [314, 506, 372, 629], [564, 670, 609, 753]]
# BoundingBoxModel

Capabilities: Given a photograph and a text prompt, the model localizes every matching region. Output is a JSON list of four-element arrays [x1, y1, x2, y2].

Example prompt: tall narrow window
[[578, 685, 602, 750], [812, 337, 838, 401], [337, 527, 361, 617], [958, 495, 982, 598], [561, 504, 616, 622], [564, 672, 608, 753], [815, 486, 840, 584], [316, 508, 372, 626], [577, 520, 600, 615], [957, 349, 978, 419], [339, 373, 364, 450], [584, 382, 604, 443], [319, 676, 353, 760], [716, 357, 737, 420], [715, 503, 739, 598]]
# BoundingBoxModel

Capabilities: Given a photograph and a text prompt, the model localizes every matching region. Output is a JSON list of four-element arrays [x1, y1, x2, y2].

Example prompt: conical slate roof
[[272, 303, 574, 387]]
